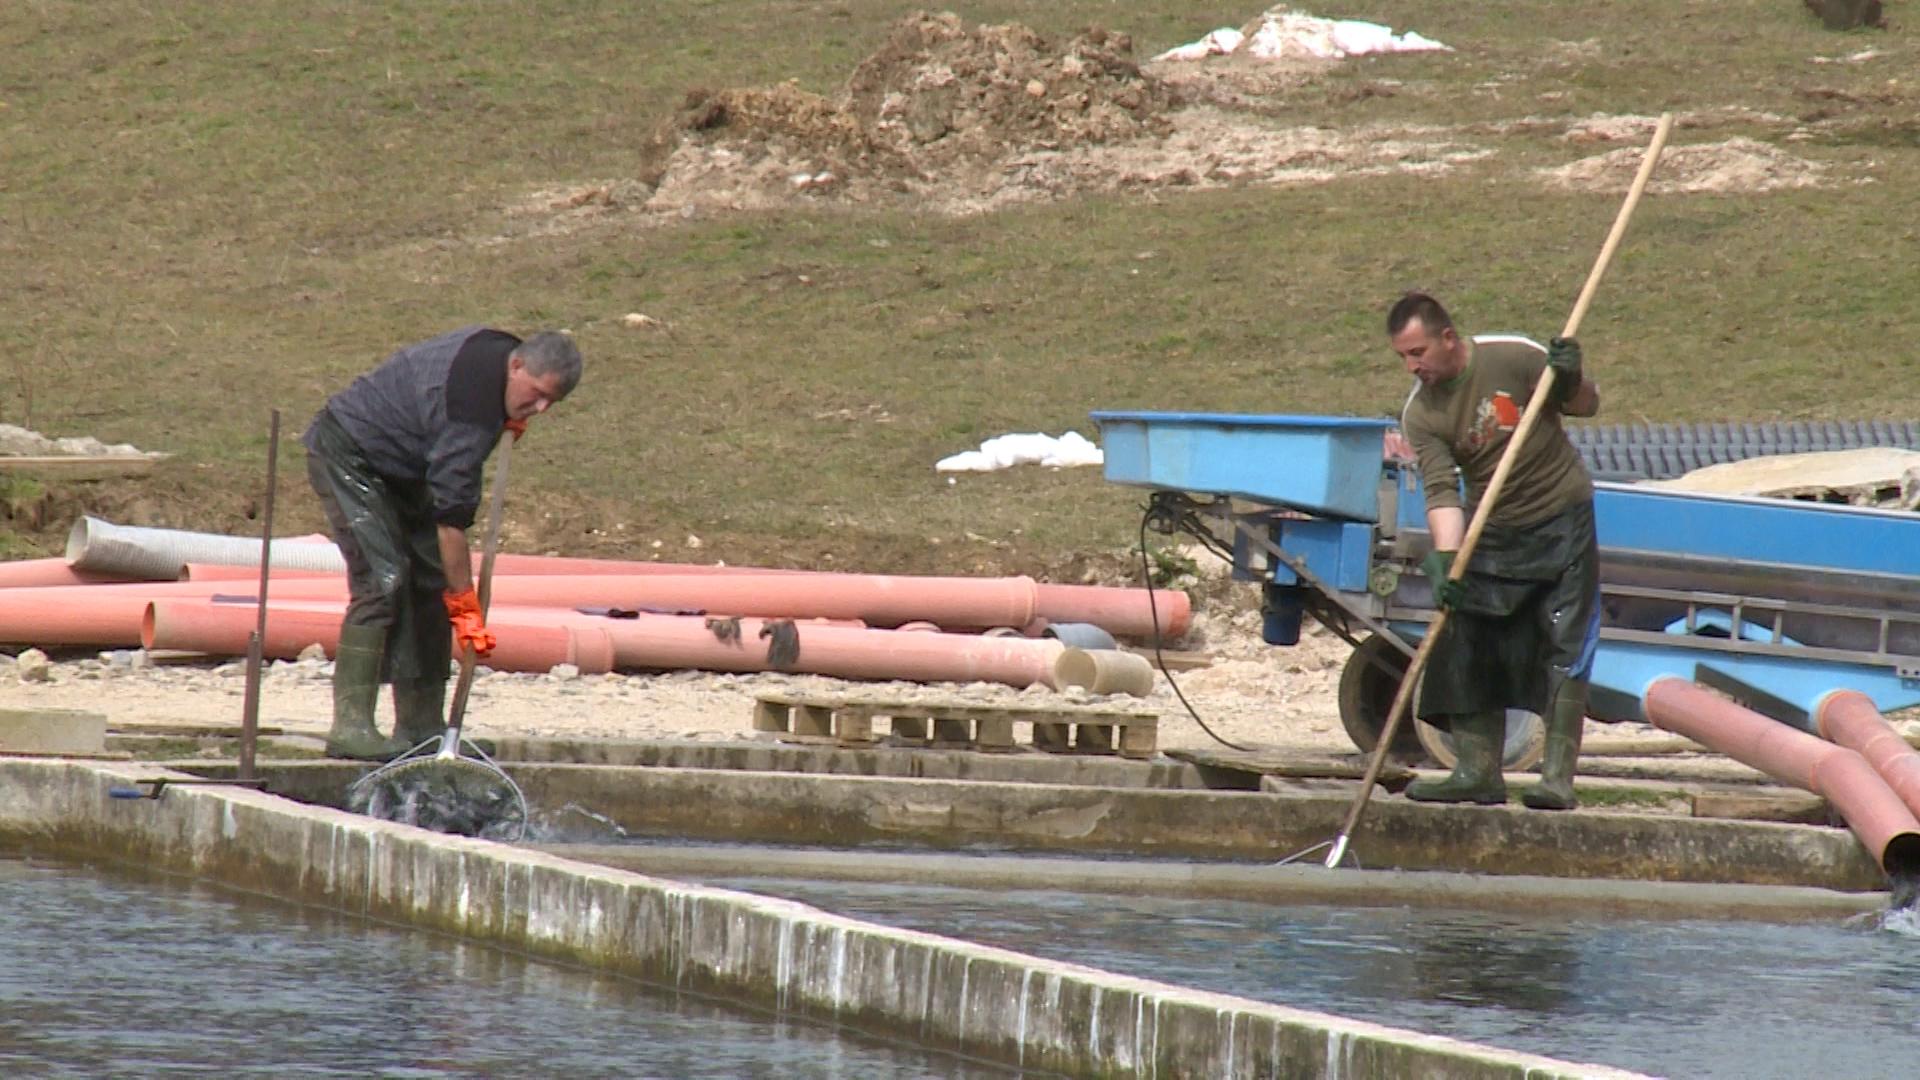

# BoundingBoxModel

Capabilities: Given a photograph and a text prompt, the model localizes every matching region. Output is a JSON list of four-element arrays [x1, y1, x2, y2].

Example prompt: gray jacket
[[310, 325, 517, 529]]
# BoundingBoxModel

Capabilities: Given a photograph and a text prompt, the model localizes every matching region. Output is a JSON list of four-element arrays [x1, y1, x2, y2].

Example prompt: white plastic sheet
[[1154, 9, 1450, 63], [1155, 28, 1245, 62], [935, 431, 1104, 473]]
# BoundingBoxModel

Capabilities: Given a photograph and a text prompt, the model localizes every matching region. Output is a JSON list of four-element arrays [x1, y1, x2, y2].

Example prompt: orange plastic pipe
[[492, 553, 793, 576], [185, 552, 795, 578], [232, 572, 1037, 630], [0, 584, 153, 645], [141, 599, 615, 675], [492, 560, 1185, 637], [141, 597, 1053, 687], [445, 602, 1051, 684], [1034, 582, 1190, 639], [0, 565, 1183, 645], [0, 580, 341, 646], [1645, 677, 1920, 876], [591, 613, 1065, 687], [0, 557, 130, 588], [183, 559, 828, 582], [1817, 689, 1920, 824]]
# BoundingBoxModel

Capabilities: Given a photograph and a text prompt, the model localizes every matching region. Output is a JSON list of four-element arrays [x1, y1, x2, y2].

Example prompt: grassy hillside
[[2, 2, 1913, 573]]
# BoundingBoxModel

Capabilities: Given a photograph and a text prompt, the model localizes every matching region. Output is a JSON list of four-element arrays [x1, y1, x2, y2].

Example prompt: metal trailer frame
[[1094, 411, 1920, 762]]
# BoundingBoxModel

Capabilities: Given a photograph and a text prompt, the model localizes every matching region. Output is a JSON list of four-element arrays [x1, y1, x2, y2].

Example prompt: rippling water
[[0, 856, 1015, 1079], [701, 874, 1920, 1080]]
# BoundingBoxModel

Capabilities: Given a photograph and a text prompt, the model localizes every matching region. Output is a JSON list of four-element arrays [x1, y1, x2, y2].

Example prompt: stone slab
[[0, 707, 108, 754]]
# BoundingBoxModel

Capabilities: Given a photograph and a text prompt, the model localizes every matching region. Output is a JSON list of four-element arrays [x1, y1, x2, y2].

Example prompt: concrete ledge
[[174, 760, 1890, 891], [0, 759, 1645, 1079], [494, 765, 1887, 891], [0, 707, 107, 754], [485, 736, 1240, 790], [548, 843, 1885, 923]]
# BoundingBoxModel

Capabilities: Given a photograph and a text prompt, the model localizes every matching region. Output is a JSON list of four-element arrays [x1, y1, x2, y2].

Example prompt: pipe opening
[[1880, 835, 1920, 898], [63, 516, 97, 565]]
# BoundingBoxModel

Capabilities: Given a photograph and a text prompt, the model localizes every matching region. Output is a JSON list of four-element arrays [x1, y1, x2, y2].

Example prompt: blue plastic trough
[[1092, 412, 1394, 522]]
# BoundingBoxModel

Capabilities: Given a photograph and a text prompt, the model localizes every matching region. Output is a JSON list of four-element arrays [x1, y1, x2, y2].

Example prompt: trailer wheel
[[1415, 711, 1546, 772], [1337, 635, 1428, 764]]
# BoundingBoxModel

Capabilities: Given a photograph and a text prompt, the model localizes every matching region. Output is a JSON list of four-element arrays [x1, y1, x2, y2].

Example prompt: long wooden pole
[[439, 432, 513, 755], [1323, 113, 1674, 869]]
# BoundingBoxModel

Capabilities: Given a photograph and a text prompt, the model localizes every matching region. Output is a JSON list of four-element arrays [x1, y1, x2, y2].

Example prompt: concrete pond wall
[[0, 758, 1647, 1079], [238, 754, 1889, 893]]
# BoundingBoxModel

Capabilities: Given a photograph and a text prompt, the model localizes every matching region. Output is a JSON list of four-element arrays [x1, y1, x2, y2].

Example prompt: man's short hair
[[514, 331, 583, 397], [1386, 291, 1454, 337]]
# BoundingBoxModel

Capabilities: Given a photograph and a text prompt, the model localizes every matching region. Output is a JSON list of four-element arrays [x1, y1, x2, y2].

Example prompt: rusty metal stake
[[239, 409, 281, 781]]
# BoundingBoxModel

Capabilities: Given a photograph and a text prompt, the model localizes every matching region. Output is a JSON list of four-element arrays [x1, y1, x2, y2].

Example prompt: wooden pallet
[[751, 691, 1159, 759]]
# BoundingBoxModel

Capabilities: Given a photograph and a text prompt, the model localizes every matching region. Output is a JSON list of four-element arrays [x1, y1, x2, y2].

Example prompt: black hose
[[1137, 504, 1256, 753]]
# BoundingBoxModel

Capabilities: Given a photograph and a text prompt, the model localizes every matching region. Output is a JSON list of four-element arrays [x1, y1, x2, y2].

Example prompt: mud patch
[[992, 112, 1488, 210], [1146, 50, 1330, 114], [1542, 136, 1832, 194]]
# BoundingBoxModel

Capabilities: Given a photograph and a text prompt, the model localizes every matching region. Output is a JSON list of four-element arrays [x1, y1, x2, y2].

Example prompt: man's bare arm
[[1426, 505, 1465, 551], [1561, 376, 1600, 419], [438, 525, 474, 594]]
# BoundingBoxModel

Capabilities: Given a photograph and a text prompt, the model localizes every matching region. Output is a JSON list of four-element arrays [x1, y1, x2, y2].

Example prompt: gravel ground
[[9, 600, 1816, 778], [2, 605, 1365, 758]]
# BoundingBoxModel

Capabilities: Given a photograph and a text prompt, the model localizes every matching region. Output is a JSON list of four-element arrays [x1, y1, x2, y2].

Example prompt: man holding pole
[[302, 326, 582, 760], [1390, 291, 1601, 810]]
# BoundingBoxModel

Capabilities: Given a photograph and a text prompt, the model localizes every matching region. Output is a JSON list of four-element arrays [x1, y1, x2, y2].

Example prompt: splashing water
[[1834, 872, 1920, 936], [1869, 906, 1920, 938], [521, 803, 630, 844], [1888, 872, 1920, 912]]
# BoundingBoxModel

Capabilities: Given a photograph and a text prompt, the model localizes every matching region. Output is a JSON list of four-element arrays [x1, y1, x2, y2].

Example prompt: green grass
[[2, 2, 1914, 574]]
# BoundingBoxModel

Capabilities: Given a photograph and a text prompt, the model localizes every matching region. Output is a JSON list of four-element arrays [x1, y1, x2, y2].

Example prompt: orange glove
[[503, 417, 527, 442], [443, 587, 497, 658]]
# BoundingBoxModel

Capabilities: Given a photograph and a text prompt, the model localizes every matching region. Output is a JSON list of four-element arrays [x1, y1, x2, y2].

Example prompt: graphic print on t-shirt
[[1462, 391, 1520, 456]]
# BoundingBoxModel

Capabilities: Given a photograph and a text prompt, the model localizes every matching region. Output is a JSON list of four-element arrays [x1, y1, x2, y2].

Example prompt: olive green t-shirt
[[1400, 334, 1592, 528]]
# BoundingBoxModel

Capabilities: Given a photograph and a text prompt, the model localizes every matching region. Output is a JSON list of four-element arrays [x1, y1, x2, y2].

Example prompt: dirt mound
[[1543, 137, 1830, 194], [842, 12, 1173, 165], [641, 11, 1176, 214]]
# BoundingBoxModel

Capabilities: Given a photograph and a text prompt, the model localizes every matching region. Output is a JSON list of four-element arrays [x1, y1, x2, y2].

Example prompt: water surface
[[698, 872, 1920, 1080], [0, 855, 1017, 1078]]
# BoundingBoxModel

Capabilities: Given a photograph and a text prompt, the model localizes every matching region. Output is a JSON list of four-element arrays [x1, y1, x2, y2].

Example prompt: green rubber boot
[[1523, 680, 1588, 811], [324, 624, 409, 761], [392, 677, 448, 749], [1406, 711, 1508, 805]]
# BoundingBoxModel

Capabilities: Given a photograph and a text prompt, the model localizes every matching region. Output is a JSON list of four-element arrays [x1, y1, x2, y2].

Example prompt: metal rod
[[1390, 594, 1915, 668], [239, 408, 280, 781], [1598, 581, 1920, 631], [109, 777, 270, 800]]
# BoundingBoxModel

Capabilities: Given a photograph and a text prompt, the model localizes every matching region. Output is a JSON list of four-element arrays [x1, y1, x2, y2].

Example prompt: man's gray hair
[[514, 331, 583, 397]]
